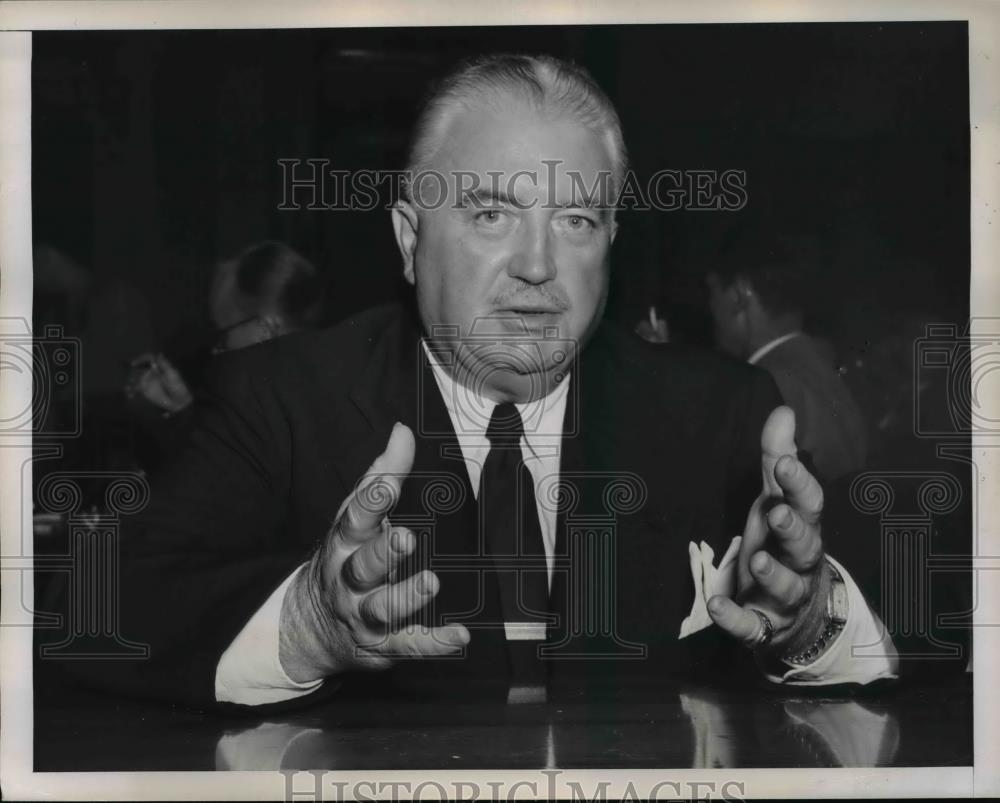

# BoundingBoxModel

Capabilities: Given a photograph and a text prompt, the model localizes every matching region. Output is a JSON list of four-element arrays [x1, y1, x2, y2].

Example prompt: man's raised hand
[[279, 423, 470, 683], [707, 406, 832, 656]]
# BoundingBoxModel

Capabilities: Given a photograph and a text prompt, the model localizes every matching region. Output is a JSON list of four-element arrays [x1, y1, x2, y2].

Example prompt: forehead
[[433, 102, 616, 205]]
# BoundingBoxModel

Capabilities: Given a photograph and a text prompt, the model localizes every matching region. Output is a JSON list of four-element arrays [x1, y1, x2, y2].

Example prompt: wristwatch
[[782, 563, 849, 667]]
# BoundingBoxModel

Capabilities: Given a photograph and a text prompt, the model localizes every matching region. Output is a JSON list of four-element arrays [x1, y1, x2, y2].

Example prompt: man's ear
[[609, 217, 619, 246], [391, 201, 420, 286]]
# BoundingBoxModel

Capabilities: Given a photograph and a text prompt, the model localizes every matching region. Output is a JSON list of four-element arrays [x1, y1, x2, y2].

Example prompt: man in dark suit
[[49, 54, 944, 713], [706, 231, 868, 482]]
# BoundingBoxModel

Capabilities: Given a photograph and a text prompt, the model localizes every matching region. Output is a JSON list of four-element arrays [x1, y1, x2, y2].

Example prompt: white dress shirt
[[747, 331, 802, 366], [215, 344, 898, 704]]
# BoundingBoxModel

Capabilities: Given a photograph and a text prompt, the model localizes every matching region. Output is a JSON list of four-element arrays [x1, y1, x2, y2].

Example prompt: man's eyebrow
[[458, 188, 530, 209], [553, 199, 615, 220]]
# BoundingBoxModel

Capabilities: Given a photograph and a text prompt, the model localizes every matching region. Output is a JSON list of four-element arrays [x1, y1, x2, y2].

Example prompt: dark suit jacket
[[756, 334, 868, 482], [39, 304, 970, 712]]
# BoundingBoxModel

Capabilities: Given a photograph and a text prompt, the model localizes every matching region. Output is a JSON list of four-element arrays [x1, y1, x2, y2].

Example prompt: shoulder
[[757, 334, 831, 371], [584, 320, 776, 405], [208, 303, 408, 392]]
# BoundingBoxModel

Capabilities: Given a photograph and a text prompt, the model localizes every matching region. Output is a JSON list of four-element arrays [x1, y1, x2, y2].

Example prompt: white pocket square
[[678, 536, 741, 639]]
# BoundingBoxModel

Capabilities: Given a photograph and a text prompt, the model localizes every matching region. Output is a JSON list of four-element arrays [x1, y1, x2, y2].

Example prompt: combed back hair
[[709, 229, 816, 318], [404, 53, 628, 203], [233, 241, 324, 328]]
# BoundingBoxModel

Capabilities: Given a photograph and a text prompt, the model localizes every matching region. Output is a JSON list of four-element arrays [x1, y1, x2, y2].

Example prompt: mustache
[[491, 285, 570, 311]]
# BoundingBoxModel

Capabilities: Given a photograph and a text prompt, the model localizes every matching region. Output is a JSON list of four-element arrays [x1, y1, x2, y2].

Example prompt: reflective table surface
[[34, 674, 972, 771]]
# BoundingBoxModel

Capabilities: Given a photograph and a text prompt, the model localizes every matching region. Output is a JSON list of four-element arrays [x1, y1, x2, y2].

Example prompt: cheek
[[560, 243, 609, 304], [415, 232, 496, 325]]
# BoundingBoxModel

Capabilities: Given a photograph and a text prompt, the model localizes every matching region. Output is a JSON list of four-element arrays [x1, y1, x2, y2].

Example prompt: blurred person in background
[[705, 231, 868, 482], [125, 240, 324, 462]]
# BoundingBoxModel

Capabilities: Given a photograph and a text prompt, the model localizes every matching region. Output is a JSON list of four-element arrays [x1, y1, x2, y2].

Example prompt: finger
[[342, 526, 415, 591], [773, 455, 824, 525], [767, 503, 824, 571], [748, 550, 809, 613], [357, 569, 438, 628], [707, 595, 773, 646], [157, 355, 185, 384], [366, 623, 471, 659], [760, 405, 797, 497], [338, 423, 415, 547]]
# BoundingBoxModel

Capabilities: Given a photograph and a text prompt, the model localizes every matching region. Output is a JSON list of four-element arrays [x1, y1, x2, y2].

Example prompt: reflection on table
[[35, 674, 969, 771]]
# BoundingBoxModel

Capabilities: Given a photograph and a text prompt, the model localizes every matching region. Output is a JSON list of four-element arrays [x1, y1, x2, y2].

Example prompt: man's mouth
[[498, 305, 563, 315]]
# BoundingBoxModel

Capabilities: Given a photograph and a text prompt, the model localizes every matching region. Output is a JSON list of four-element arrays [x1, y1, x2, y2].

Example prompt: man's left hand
[[707, 406, 831, 657]]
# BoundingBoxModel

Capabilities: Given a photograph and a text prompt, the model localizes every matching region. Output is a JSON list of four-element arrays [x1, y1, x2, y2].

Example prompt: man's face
[[209, 261, 279, 353], [705, 272, 747, 358], [393, 102, 618, 402]]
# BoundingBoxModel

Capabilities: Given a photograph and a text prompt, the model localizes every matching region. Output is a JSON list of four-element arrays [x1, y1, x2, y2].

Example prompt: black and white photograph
[[1, 1, 998, 799]]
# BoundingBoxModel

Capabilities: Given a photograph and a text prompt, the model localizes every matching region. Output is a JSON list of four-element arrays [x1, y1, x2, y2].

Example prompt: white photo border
[[2, 1, 997, 799]]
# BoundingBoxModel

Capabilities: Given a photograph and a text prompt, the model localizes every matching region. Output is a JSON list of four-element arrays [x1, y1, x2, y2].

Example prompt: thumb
[[760, 405, 797, 497], [377, 421, 416, 480], [340, 423, 416, 540], [738, 405, 797, 591], [707, 595, 764, 645]]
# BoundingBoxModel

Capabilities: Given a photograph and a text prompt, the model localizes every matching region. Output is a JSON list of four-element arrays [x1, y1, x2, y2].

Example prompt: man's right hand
[[278, 423, 470, 683]]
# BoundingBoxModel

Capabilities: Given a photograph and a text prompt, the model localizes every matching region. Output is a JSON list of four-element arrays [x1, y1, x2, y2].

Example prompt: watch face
[[830, 576, 850, 624]]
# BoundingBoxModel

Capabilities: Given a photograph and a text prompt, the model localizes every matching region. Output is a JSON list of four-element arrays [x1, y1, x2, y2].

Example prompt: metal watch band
[[783, 562, 848, 667]]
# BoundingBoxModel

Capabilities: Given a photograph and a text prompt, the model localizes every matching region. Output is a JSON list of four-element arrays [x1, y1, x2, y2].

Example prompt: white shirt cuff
[[761, 555, 899, 686], [215, 564, 324, 705]]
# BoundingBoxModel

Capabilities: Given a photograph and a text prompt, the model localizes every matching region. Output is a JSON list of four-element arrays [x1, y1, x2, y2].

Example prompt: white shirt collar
[[747, 331, 801, 365], [422, 341, 569, 455]]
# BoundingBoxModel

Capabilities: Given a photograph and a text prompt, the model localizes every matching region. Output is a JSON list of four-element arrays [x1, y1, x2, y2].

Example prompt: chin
[[483, 369, 561, 404]]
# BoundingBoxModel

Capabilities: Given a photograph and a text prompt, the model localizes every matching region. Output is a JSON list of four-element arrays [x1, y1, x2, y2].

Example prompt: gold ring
[[745, 609, 774, 650]]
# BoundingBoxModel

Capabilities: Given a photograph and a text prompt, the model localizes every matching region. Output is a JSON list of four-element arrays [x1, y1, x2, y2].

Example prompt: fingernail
[[390, 529, 413, 553], [776, 506, 792, 528], [753, 553, 772, 576], [416, 571, 437, 595], [707, 597, 723, 617]]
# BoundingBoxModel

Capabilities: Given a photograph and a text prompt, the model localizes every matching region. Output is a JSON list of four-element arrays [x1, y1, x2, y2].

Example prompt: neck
[[744, 315, 801, 359]]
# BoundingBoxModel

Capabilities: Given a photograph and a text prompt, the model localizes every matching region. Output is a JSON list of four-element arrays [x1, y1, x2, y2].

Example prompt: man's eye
[[558, 214, 596, 232], [475, 209, 505, 225]]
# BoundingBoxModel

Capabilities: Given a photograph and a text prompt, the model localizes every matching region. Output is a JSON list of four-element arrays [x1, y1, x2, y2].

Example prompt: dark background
[[31, 23, 970, 470]]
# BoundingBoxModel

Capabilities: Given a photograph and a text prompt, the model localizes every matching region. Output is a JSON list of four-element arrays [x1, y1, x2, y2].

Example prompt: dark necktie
[[480, 402, 550, 691]]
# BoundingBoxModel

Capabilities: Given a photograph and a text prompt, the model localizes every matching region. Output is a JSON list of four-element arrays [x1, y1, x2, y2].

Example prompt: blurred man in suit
[[706, 233, 868, 482], [120, 240, 324, 476], [46, 54, 934, 713]]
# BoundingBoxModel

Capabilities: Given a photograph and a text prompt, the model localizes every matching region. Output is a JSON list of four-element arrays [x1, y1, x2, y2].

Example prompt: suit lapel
[[336, 308, 508, 678]]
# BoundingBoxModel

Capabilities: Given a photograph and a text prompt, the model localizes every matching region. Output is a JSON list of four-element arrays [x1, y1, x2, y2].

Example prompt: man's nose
[[506, 217, 556, 284]]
